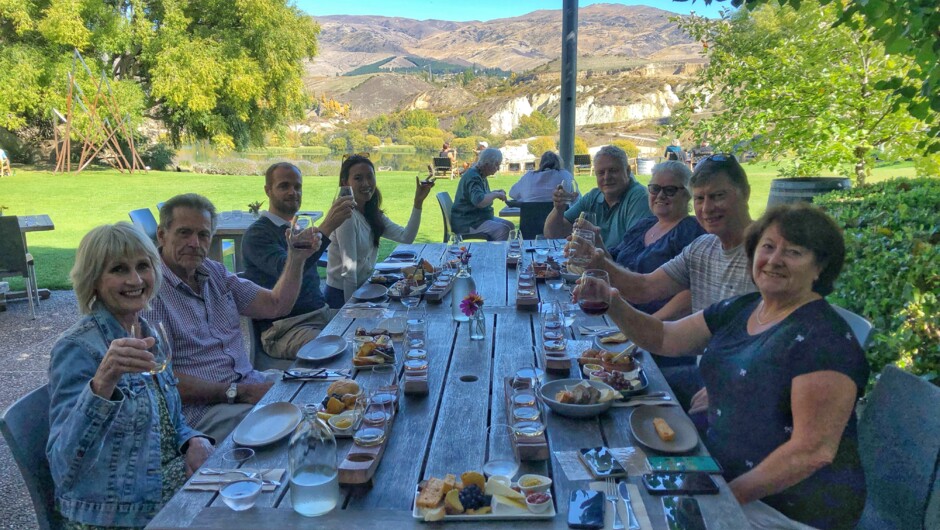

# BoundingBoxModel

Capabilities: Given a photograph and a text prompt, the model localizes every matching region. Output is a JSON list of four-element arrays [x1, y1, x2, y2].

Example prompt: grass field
[[0, 162, 916, 290]]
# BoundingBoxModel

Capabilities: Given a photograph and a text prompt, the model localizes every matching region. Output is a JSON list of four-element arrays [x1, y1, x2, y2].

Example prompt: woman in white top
[[509, 151, 576, 202], [325, 155, 435, 307]]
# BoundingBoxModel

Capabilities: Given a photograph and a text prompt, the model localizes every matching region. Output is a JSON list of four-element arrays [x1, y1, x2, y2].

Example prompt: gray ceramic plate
[[352, 283, 388, 300], [629, 405, 699, 453]]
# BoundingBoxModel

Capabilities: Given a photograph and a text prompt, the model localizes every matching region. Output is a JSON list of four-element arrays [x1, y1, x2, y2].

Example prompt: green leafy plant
[[816, 178, 940, 385], [247, 201, 265, 215]]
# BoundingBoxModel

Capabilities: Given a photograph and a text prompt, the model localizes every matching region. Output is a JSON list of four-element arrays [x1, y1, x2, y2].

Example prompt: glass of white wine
[[131, 321, 172, 375]]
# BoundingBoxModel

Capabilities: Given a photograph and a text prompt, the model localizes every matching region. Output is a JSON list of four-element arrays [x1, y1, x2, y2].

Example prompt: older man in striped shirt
[[145, 193, 320, 441]]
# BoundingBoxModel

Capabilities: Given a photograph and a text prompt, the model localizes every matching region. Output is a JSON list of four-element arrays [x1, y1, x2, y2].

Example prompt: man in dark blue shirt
[[242, 162, 354, 359]]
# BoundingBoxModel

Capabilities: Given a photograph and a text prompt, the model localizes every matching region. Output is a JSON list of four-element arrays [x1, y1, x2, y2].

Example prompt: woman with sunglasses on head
[[325, 154, 435, 307]]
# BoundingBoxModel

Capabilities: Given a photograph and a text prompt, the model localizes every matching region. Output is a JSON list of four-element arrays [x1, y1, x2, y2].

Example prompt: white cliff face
[[485, 84, 680, 135]]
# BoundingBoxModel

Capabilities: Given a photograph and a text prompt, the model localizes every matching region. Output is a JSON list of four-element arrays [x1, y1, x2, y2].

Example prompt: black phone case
[[567, 489, 605, 529], [642, 472, 720, 495], [579, 447, 627, 478]]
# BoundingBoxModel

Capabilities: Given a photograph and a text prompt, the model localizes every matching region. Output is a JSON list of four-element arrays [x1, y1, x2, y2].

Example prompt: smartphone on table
[[662, 496, 707, 530], [647, 456, 723, 474], [642, 472, 719, 495], [567, 489, 605, 529], [578, 446, 627, 478]]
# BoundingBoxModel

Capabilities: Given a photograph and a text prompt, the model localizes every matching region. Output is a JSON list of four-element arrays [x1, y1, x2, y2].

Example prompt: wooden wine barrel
[[767, 177, 852, 207]]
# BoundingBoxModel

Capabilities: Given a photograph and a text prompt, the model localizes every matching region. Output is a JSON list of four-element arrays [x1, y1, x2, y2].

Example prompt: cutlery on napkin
[[578, 326, 618, 336], [185, 469, 285, 492], [282, 368, 351, 381]]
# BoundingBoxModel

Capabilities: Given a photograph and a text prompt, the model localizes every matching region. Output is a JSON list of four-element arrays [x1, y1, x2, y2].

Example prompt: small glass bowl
[[512, 389, 537, 407], [512, 405, 541, 422], [220, 477, 263, 511], [513, 420, 546, 438], [406, 349, 427, 360], [221, 447, 255, 466]]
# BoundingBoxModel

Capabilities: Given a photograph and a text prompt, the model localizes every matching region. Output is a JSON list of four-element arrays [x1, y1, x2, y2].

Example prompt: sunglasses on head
[[342, 152, 371, 160], [648, 184, 683, 197], [694, 153, 737, 170]]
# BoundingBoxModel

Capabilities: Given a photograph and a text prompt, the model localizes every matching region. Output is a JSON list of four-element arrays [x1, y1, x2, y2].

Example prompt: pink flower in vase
[[460, 291, 484, 317]]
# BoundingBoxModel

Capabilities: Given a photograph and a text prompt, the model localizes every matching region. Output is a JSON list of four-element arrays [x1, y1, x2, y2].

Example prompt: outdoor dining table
[[147, 240, 749, 529], [208, 210, 323, 272], [0, 214, 55, 310]]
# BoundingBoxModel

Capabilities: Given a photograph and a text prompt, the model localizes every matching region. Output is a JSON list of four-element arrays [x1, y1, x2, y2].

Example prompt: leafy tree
[[511, 111, 557, 139], [367, 114, 391, 137], [610, 139, 640, 160], [0, 0, 319, 150], [328, 137, 347, 152], [398, 109, 438, 129], [528, 136, 556, 157], [574, 137, 589, 155], [694, 0, 940, 152], [668, 3, 932, 184]]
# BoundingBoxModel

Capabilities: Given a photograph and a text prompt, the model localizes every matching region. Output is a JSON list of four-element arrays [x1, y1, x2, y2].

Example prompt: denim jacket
[[46, 307, 204, 527]]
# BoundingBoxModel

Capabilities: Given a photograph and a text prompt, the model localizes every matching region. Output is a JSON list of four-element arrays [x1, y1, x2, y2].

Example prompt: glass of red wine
[[289, 214, 317, 249], [578, 269, 611, 316]]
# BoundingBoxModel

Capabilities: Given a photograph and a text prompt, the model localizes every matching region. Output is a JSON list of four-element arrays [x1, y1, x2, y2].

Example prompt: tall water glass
[[567, 228, 596, 271], [483, 424, 519, 480], [534, 235, 549, 264]]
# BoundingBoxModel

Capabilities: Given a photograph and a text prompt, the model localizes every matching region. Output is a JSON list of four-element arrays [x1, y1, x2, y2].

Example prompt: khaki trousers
[[260, 306, 337, 359]]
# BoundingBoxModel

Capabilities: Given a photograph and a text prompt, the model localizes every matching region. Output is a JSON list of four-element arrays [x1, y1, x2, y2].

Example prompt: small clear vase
[[470, 309, 486, 340]]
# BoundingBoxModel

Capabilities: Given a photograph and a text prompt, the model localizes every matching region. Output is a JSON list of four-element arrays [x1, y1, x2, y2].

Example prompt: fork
[[200, 468, 258, 478], [605, 477, 624, 530]]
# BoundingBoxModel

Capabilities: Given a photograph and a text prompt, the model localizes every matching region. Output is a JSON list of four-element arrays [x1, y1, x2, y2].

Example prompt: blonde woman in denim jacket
[[47, 223, 213, 529]]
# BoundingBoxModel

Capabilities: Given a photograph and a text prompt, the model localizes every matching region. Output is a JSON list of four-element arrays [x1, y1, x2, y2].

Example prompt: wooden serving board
[[506, 255, 520, 268], [338, 388, 399, 485], [503, 378, 549, 461], [516, 289, 539, 310], [543, 352, 574, 373], [423, 278, 454, 303]]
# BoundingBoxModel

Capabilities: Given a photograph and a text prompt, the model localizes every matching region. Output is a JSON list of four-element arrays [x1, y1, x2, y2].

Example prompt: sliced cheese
[[423, 506, 445, 522], [484, 478, 524, 500], [493, 494, 527, 511]]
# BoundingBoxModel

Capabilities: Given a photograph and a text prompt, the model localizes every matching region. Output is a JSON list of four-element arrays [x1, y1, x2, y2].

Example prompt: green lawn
[[0, 162, 917, 290]]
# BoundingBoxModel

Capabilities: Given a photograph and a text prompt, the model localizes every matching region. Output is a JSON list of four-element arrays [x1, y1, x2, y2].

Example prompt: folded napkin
[[185, 468, 284, 492], [553, 447, 650, 481], [587, 481, 653, 530], [341, 307, 394, 319]]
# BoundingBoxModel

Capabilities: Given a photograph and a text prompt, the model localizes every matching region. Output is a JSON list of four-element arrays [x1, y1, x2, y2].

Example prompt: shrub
[[141, 142, 176, 171], [816, 178, 940, 385], [528, 136, 556, 157], [574, 137, 589, 155], [451, 138, 480, 157], [192, 158, 261, 176], [610, 139, 640, 159]]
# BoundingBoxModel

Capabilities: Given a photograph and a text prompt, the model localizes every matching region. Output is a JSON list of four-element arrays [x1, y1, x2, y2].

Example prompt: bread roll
[[327, 379, 359, 396], [653, 417, 675, 441]]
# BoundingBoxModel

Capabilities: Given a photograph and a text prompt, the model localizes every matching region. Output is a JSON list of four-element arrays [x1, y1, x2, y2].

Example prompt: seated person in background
[[588, 203, 869, 530], [325, 155, 435, 307], [145, 193, 319, 441], [543, 145, 650, 248], [242, 162, 354, 359], [450, 147, 514, 241], [509, 150, 576, 202], [48, 223, 213, 528], [606, 161, 706, 317], [439, 142, 457, 165]]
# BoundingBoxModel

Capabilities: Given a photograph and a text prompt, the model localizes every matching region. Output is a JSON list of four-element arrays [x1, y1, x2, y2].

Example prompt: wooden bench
[[574, 154, 592, 175]]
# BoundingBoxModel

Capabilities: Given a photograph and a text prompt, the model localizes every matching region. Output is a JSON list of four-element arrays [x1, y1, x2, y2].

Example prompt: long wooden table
[[148, 241, 749, 529]]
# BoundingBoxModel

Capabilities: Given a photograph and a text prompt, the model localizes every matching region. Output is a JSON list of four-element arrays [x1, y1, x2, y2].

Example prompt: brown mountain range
[[308, 3, 700, 76]]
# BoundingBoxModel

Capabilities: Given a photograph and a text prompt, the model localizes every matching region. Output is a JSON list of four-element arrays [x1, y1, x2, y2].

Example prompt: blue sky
[[296, 0, 728, 21]]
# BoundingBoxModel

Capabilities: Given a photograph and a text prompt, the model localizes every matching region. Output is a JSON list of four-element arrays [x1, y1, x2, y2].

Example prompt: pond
[[176, 144, 442, 173]]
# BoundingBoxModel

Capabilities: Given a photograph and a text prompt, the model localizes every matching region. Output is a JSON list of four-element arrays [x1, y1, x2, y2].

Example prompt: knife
[[619, 481, 641, 530]]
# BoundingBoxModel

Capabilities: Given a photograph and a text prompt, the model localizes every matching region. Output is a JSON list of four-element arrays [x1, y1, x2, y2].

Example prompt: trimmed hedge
[[816, 177, 940, 385]]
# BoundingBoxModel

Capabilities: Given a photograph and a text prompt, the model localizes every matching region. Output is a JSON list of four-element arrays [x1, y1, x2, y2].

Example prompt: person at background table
[[589, 204, 868, 529], [543, 144, 650, 248], [439, 142, 457, 165], [600, 161, 705, 365], [449, 147, 514, 242], [325, 155, 435, 307], [241, 162, 354, 359], [508, 150, 576, 202], [568, 154, 755, 416], [48, 223, 213, 529], [145, 193, 319, 441]]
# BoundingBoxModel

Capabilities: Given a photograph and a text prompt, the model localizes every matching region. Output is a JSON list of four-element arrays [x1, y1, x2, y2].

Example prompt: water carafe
[[289, 404, 339, 517], [450, 264, 476, 322]]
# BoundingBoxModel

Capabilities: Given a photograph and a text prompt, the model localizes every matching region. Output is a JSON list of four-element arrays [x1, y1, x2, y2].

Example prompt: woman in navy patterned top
[[592, 203, 868, 529]]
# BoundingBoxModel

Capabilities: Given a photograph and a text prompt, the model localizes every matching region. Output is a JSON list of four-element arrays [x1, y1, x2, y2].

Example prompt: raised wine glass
[[578, 269, 612, 316]]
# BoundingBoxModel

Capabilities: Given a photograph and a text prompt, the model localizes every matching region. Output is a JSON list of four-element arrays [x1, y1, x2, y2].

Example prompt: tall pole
[[559, 0, 578, 174]]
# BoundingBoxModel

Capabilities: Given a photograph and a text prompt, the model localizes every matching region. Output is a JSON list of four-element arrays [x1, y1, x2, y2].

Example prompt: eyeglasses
[[694, 153, 737, 170], [647, 184, 683, 197], [342, 152, 371, 160]]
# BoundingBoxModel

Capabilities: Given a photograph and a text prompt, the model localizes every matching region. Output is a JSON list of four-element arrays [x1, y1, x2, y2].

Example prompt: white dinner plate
[[629, 405, 699, 453], [375, 261, 417, 272], [296, 335, 348, 361], [232, 402, 302, 447], [352, 283, 388, 300]]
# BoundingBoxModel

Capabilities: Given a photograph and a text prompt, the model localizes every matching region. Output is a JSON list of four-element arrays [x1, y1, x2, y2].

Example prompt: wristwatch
[[226, 383, 238, 404]]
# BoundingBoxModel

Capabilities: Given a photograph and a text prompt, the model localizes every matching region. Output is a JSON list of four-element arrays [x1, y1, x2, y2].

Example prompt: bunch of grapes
[[606, 370, 632, 390], [458, 485, 488, 510]]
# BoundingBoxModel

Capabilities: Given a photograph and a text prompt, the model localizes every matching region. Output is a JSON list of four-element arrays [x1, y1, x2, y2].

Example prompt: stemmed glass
[[447, 233, 463, 255], [483, 424, 519, 480], [399, 278, 421, 319], [578, 269, 612, 316], [131, 321, 173, 375]]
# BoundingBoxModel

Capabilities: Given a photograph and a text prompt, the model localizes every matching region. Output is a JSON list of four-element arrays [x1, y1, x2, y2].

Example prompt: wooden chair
[[857, 365, 940, 529], [432, 157, 454, 179], [518, 202, 554, 240], [574, 154, 592, 175], [435, 192, 488, 243], [0, 384, 60, 530], [0, 216, 38, 319]]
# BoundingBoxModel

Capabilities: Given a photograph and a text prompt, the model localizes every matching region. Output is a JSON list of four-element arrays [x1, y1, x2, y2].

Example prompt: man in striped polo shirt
[[146, 193, 320, 441]]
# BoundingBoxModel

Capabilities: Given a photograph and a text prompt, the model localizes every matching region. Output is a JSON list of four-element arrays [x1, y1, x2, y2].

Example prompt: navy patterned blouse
[[702, 293, 869, 529]]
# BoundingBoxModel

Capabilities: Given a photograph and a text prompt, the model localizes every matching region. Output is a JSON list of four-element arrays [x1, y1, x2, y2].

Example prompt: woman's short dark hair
[[744, 203, 845, 296], [339, 155, 384, 247]]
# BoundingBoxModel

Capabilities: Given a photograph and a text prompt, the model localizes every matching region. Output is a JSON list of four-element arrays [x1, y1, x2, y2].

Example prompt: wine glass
[[567, 228, 596, 270], [399, 278, 421, 317], [447, 233, 463, 254], [289, 214, 317, 249], [574, 211, 596, 231], [483, 424, 519, 480], [534, 235, 549, 264], [338, 185, 356, 207], [562, 179, 579, 206], [578, 269, 612, 316], [353, 393, 389, 447], [507, 229, 522, 260], [131, 321, 173, 375]]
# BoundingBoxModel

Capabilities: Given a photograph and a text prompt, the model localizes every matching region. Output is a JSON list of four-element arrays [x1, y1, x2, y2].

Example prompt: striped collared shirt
[[145, 258, 265, 426]]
